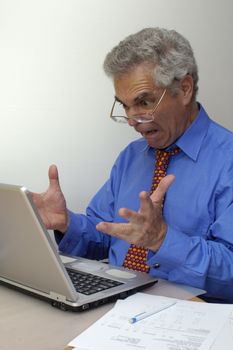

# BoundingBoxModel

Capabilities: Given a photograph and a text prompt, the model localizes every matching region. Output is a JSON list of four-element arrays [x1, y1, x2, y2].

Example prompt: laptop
[[0, 183, 157, 311]]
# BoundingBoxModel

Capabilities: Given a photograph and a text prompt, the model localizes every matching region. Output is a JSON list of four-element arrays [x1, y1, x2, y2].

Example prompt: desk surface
[[0, 279, 204, 350]]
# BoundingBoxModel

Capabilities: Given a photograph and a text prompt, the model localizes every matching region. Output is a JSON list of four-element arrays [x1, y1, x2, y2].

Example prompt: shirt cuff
[[147, 226, 190, 273], [54, 211, 84, 254]]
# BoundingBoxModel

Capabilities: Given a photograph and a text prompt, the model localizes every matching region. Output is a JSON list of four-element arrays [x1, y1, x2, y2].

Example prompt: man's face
[[113, 63, 196, 149]]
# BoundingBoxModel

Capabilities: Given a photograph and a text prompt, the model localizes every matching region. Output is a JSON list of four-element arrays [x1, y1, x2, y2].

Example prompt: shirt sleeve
[[54, 211, 110, 259]]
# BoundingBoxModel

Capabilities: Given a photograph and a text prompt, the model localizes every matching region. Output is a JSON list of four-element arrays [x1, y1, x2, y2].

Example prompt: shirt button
[[153, 263, 160, 268]]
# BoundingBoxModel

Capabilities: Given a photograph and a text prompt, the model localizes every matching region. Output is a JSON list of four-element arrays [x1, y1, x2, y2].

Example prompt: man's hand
[[96, 174, 175, 252], [31, 164, 69, 233]]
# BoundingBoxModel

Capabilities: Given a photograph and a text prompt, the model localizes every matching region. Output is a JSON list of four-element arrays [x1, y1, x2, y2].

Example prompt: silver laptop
[[0, 183, 157, 311]]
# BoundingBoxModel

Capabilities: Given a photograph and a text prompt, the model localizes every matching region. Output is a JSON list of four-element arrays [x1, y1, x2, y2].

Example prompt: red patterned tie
[[122, 147, 180, 273]]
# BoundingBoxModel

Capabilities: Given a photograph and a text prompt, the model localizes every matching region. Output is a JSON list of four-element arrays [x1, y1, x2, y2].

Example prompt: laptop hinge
[[49, 291, 67, 302]]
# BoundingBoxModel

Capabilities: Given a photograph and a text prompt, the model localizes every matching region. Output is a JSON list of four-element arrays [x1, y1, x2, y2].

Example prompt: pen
[[129, 301, 177, 324]]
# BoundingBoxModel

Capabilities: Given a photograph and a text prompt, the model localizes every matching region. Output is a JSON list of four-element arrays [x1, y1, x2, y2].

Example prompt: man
[[32, 28, 233, 302]]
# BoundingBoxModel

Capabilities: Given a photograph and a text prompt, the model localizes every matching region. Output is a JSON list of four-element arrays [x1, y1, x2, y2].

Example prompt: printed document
[[69, 293, 233, 350]]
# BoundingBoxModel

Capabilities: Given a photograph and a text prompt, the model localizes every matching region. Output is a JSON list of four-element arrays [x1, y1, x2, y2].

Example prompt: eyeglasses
[[110, 89, 166, 124]]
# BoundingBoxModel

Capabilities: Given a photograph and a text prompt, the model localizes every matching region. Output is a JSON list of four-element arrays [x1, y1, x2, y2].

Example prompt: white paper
[[211, 310, 233, 349], [69, 293, 232, 350]]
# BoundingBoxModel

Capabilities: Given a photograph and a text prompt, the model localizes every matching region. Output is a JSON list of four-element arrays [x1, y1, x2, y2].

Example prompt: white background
[[0, 0, 233, 212]]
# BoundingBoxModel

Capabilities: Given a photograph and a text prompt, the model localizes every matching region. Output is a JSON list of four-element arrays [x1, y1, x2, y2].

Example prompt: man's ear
[[180, 74, 194, 105]]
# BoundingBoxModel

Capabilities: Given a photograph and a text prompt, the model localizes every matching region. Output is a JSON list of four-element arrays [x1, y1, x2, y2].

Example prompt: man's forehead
[[115, 90, 156, 104]]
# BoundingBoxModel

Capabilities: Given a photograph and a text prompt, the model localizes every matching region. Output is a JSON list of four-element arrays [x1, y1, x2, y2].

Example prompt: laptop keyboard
[[66, 268, 123, 295]]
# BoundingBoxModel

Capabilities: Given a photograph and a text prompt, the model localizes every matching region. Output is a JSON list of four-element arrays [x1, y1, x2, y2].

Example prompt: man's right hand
[[31, 164, 69, 233]]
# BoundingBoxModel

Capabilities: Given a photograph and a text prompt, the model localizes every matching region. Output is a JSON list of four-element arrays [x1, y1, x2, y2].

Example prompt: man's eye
[[140, 100, 148, 106], [118, 102, 128, 110], [123, 104, 129, 111], [138, 100, 151, 107]]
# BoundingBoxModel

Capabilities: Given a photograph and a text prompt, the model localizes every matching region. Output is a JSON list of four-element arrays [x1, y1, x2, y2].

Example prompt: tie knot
[[156, 147, 180, 160], [166, 146, 181, 156]]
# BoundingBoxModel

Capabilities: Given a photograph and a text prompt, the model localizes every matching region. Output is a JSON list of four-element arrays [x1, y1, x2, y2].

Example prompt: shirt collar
[[175, 104, 210, 161], [143, 104, 210, 161]]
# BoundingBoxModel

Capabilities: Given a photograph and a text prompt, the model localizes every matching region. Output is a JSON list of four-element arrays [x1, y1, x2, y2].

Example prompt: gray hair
[[103, 27, 198, 99]]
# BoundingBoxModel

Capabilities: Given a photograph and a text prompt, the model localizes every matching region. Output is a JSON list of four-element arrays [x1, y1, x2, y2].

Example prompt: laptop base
[[0, 278, 157, 312]]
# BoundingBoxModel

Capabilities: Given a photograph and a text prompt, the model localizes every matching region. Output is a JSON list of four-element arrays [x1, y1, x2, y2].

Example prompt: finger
[[48, 164, 60, 187], [138, 191, 155, 213], [96, 221, 130, 239], [118, 207, 144, 224], [150, 174, 175, 204]]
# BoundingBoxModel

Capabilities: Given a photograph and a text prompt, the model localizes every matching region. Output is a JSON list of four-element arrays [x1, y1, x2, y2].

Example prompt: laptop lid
[[0, 183, 157, 311]]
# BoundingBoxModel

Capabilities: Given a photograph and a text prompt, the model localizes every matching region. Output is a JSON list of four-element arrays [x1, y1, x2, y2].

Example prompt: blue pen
[[129, 301, 177, 324]]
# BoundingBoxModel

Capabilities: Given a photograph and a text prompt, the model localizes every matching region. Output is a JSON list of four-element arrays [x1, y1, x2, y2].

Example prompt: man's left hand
[[96, 174, 175, 252]]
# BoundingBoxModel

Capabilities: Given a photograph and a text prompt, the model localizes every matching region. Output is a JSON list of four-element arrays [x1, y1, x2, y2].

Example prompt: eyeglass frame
[[110, 88, 167, 124]]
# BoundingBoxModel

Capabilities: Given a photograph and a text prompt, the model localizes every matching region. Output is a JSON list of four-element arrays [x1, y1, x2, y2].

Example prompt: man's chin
[[145, 137, 167, 149], [143, 134, 158, 147]]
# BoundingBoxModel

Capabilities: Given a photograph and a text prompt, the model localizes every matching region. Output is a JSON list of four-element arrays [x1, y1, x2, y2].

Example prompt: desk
[[0, 280, 204, 350]]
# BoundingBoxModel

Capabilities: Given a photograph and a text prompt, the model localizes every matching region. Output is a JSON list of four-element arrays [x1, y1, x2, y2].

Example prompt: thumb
[[48, 164, 60, 188], [150, 174, 175, 203]]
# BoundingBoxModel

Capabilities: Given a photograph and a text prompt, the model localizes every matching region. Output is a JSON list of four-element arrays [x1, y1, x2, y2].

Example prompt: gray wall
[[0, 0, 233, 212]]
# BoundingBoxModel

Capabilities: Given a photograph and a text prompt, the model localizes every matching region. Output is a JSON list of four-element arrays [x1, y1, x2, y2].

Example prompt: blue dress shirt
[[56, 105, 233, 302]]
